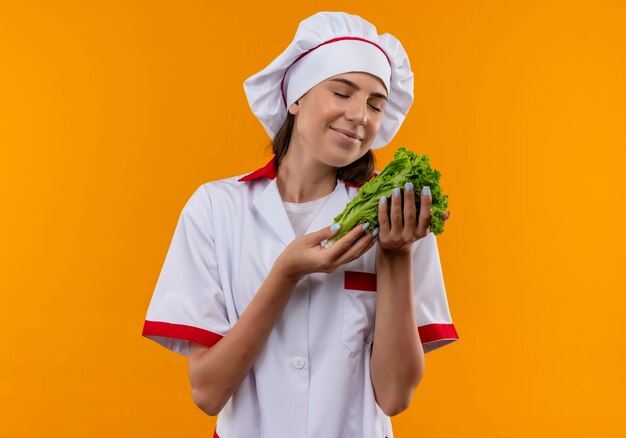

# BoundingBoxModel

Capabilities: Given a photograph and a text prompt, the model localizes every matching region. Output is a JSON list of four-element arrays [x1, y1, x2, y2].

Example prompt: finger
[[402, 182, 417, 238], [326, 222, 370, 258], [334, 230, 376, 266], [378, 195, 390, 235], [417, 185, 432, 236], [311, 222, 342, 246], [389, 187, 403, 232], [442, 211, 451, 222]]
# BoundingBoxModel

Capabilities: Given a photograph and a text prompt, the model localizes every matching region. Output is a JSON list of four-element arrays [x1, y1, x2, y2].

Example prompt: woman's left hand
[[376, 183, 451, 255]]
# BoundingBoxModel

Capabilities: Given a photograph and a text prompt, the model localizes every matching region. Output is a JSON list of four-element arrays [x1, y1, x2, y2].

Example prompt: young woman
[[143, 11, 459, 438]]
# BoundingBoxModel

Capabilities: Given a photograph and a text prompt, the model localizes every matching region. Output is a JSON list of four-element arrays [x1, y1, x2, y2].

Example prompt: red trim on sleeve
[[344, 271, 377, 292], [214, 430, 219, 438], [142, 320, 223, 349], [418, 323, 459, 344]]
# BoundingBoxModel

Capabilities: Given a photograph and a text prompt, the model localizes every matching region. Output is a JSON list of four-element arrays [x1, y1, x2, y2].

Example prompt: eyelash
[[333, 92, 382, 112]]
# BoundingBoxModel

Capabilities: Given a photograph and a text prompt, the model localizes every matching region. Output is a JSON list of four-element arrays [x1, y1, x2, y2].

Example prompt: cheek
[[318, 105, 341, 124], [303, 105, 333, 130], [368, 117, 384, 135]]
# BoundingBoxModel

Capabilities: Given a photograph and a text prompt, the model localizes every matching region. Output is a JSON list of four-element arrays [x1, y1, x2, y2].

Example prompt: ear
[[288, 101, 299, 115]]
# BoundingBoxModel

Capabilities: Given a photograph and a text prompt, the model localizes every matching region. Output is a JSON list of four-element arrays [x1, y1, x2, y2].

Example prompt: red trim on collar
[[237, 158, 277, 182], [237, 157, 378, 188], [344, 171, 378, 188]]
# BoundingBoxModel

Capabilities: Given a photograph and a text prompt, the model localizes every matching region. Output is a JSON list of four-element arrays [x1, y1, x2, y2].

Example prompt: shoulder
[[179, 173, 248, 217], [199, 174, 249, 199], [175, 173, 265, 241], [184, 167, 275, 218], [193, 167, 270, 201]]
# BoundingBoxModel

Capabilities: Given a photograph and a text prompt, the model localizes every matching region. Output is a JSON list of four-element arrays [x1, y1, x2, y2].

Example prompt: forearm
[[370, 248, 424, 416], [188, 266, 299, 415]]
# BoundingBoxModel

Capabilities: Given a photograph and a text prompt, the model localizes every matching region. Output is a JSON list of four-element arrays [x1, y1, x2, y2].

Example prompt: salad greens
[[324, 147, 448, 248]]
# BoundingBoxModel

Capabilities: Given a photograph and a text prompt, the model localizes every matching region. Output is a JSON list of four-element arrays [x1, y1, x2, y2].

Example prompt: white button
[[292, 357, 306, 369]]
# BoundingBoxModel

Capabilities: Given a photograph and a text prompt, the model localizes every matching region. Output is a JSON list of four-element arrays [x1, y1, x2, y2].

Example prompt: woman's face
[[288, 71, 388, 168]]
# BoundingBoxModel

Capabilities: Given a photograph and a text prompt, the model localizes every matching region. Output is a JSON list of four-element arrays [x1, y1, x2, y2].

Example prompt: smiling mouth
[[330, 127, 362, 141]]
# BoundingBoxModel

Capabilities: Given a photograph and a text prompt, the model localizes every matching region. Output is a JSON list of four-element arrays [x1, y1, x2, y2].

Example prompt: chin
[[316, 138, 370, 169], [320, 149, 361, 169]]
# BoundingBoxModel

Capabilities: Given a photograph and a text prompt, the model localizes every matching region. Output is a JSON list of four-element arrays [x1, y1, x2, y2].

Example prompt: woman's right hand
[[191, 224, 373, 416], [273, 223, 376, 281]]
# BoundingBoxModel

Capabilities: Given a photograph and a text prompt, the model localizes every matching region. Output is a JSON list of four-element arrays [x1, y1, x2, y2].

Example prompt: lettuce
[[324, 147, 448, 248]]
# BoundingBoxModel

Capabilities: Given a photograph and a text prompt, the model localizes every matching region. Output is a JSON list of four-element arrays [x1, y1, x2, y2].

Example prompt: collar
[[237, 157, 376, 188], [237, 158, 277, 182]]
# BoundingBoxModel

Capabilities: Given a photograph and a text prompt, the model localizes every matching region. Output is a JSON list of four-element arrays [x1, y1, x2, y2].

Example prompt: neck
[[276, 146, 338, 203]]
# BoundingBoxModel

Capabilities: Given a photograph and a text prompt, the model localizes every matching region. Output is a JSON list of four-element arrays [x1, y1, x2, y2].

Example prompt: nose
[[345, 97, 368, 126]]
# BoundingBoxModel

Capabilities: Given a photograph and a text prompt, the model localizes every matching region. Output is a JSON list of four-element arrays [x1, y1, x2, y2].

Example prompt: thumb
[[306, 222, 341, 244]]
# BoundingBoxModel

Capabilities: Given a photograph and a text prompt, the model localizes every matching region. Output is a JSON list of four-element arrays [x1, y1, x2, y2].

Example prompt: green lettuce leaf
[[325, 147, 448, 247]]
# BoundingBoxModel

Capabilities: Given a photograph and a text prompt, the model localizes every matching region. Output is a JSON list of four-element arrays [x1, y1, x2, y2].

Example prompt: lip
[[330, 127, 362, 142]]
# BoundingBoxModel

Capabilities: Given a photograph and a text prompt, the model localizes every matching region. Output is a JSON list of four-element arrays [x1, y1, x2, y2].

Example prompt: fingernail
[[393, 187, 401, 197], [422, 186, 430, 196], [380, 195, 387, 205], [362, 222, 370, 232], [405, 182, 413, 192], [331, 223, 341, 233], [373, 227, 379, 237]]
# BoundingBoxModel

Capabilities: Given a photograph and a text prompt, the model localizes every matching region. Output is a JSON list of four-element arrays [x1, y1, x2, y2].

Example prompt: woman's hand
[[273, 223, 376, 281], [377, 183, 451, 255]]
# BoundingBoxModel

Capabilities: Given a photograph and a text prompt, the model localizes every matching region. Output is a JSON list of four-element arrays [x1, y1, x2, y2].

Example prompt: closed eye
[[334, 91, 383, 112]]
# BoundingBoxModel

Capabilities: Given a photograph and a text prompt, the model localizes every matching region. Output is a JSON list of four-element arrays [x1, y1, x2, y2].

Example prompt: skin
[[276, 72, 387, 203], [187, 72, 451, 417]]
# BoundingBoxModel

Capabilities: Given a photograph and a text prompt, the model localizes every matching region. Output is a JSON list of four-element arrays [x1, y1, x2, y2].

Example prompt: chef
[[143, 11, 459, 438]]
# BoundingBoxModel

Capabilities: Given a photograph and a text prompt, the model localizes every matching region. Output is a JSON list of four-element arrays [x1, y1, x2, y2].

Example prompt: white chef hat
[[243, 11, 414, 150]]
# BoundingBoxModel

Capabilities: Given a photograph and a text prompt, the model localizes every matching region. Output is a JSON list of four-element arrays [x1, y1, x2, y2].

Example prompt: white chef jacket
[[142, 158, 459, 438]]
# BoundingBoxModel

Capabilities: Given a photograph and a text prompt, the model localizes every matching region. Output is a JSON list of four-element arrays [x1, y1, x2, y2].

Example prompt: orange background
[[1, 1, 624, 436]]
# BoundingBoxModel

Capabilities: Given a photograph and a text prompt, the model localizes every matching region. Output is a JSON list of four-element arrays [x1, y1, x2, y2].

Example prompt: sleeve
[[142, 185, 231, 356], [412, 232, 460, 353]]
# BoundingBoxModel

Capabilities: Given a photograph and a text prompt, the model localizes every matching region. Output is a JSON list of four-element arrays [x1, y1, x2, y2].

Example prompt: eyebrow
[[329, 78, 388, 100]]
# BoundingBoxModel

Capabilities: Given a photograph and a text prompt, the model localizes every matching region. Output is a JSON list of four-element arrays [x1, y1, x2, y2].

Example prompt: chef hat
[[243, 11, 414, 150]]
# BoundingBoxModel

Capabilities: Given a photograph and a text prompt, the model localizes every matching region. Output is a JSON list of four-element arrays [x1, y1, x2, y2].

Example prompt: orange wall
[[1, 1, 624, 436]]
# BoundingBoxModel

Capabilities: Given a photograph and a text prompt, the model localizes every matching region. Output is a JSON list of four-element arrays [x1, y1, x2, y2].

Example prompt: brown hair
[[271, 112, 376, 186]]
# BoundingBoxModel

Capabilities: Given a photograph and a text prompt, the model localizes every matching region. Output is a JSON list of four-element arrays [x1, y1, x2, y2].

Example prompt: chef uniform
[[142, 11, 459, 438]]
